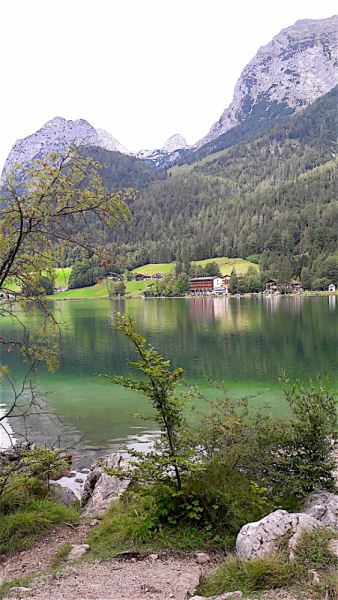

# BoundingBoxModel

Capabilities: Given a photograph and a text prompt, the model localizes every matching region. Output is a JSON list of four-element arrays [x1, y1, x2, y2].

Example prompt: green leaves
[[105, 312, 196, 490]]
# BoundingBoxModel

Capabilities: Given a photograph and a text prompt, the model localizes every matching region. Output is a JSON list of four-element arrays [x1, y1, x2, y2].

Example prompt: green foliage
[[105, 312, 198, 491], [89, 491, 215, 560], [106, 279, 126, 297], [273, 375, 338, 497], [0, 446, 69, 508], [228, 267, 238, 294], [204, 262, 221, 277], [22, 275, 54, 297], [0, 146, 132, 371]]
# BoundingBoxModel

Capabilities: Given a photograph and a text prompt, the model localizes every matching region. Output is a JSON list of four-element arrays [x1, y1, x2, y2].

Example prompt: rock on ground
[[236, 509, 321, 561], [170, 567, 201, 599], [51, 482, 78, 507], [301, 490, 338, 529], [191, 593, 243, 600], [81, 452, 130, 518], [66, 544, 90, 561]]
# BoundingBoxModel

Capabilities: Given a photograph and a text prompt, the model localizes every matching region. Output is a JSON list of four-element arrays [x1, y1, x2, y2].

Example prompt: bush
[[272, 375, 338, 498]]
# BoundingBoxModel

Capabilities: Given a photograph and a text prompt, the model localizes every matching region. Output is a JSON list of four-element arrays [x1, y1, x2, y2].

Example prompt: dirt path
[[0, 521, 90, 585]]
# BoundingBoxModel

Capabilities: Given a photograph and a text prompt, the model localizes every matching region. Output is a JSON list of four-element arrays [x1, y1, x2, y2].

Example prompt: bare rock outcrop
[[196, 16, 338, 148], [81, 452, 130, 518], [301, 490, 338, 529], [236, 509, 321, 561]]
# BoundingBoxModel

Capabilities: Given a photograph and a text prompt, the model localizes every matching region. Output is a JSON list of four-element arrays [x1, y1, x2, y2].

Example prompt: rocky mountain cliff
[[195, 16, 338, 149], [2, 16, 337, 175], [1, 117, 132, 177]]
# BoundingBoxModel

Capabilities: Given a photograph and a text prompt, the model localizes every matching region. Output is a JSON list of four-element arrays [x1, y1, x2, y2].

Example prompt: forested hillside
[[61, 88, 337, 284]]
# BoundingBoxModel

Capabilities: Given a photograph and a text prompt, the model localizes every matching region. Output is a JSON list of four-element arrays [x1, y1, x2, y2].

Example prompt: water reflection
[[329, 295, 336, 311], [0, 296, 336, 455]]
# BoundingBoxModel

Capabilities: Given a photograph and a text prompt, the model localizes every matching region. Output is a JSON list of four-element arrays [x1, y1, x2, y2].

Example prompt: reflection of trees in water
[[3, 297, 337, 391]]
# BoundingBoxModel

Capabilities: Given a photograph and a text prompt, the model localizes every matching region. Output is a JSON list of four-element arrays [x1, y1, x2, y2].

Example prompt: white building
[[328, 284, 336, 292]]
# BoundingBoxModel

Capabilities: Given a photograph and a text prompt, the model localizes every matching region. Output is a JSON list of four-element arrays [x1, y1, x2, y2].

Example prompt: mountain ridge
[[1, 15, 337, 175], [194, 15, 338, 150]]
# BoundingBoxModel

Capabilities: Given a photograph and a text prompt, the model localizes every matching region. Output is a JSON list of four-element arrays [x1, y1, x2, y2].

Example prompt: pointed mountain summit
[[161, 134, 189, 153], [2, 117, 132, 177], [195, 15, 338, 148]]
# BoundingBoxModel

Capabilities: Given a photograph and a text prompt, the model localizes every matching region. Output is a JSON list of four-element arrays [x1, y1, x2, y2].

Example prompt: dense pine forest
[[61, 87, 337, 288]]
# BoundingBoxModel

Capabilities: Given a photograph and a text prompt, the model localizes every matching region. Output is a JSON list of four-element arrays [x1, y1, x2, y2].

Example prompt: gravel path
[[20, 555, 206, 600]]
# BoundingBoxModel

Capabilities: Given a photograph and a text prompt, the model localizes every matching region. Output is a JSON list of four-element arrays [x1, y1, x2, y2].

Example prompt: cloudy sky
[[0, 0, 336, 169]]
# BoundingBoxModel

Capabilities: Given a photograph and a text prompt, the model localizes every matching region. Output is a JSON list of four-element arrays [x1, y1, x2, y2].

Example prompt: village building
[[265, 279, 302, 293], [190, 277, 217, 294], [213, 277, 228, 294], [328, 283, 336, 292], [135, 273, 152, 282], [190, 274, 246, 295], [152, 273, 165, 280]]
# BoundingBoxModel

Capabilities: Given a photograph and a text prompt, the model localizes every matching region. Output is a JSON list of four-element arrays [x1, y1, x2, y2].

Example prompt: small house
[[135, 273, 151, 282], [329, 284, 336, 292]]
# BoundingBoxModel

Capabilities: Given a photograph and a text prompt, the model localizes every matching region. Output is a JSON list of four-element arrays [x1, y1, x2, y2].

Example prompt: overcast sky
[[0, 0, 336, 169]]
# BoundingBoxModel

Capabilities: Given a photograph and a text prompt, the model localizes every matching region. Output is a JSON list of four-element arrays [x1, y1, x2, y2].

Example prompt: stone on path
[[66, 544, 90, 561], [170, 567, 201, 600], [236, 509, 321, 561], [195, 552, 210, 565], [8, 587, 32, 597], [190, 593, 243, 600]]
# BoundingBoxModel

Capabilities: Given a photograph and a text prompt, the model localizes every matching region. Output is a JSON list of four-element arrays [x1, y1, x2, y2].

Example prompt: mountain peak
[[195, 15, 338, 148], [2, 118, 132, 176], [161, 134, 189, 153]]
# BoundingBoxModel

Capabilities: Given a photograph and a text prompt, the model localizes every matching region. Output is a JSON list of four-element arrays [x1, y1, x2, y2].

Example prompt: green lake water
[[1, 295, 337, 458]]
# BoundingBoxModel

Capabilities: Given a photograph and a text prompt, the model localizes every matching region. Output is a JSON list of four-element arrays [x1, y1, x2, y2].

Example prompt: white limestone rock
[[170, 567, 201, 600], [81, 452, 130, 518], [66, 544, 90, 561], [2, 117, 132, 177], [195, 16, 338, 148], [301, 490, 338, 529], [236, 509, 321, 561], [160, 134, 189, 153]]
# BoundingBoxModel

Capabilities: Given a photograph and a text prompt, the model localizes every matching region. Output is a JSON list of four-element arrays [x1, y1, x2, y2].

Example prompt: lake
[[1, 295, 337, 458]]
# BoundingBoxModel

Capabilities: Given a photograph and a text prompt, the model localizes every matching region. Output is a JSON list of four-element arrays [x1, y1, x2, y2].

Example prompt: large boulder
[[236, 509, 321, 561], [301, 491, 338, 529], [81, 452, 130, 518]]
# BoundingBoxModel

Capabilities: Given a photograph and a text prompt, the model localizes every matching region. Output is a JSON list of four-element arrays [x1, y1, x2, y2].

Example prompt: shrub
[[272, 374, 338, 498]]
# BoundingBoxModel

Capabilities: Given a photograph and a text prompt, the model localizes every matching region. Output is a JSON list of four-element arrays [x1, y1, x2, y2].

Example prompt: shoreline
[[49, 291, 338, 301]]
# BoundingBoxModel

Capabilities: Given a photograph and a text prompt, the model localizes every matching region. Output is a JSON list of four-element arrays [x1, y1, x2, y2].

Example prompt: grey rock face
[[196, 16, 338, 148], [81, 452, 130, 518], [160, 134, 189, 153], [2, 117, 132, 177], [236, 509, 321, 561], [301, 490, 338, 529]]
